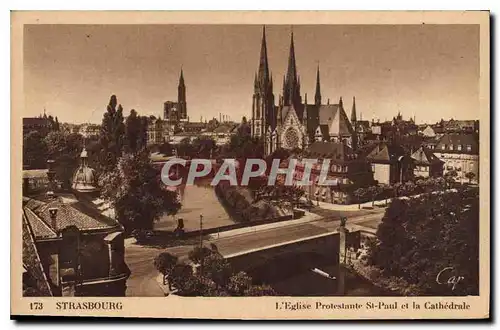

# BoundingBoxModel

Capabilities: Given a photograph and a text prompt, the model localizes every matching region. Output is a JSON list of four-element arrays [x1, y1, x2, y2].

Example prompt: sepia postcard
[[11, 11, 490, 320]]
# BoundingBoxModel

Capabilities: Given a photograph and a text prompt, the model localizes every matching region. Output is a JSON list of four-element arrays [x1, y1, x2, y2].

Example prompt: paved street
[[125, 209, 385, 296]]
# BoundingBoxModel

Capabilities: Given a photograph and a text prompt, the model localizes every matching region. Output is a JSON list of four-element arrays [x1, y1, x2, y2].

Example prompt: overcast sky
[[24, 24, 479, 124]]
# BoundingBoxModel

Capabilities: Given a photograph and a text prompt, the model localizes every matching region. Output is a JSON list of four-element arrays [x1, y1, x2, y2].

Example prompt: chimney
[[48, 207, 58, 232]]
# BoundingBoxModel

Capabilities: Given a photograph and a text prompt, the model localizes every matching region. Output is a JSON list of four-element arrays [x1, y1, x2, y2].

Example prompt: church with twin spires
[[251, 27, 358, 155]]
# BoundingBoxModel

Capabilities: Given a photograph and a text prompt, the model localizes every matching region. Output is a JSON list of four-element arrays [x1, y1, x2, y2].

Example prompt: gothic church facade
[[251, 27, 358, 155]]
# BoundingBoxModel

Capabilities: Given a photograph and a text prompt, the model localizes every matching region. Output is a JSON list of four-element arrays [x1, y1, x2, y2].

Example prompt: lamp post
[[199, 214, 203, 248]]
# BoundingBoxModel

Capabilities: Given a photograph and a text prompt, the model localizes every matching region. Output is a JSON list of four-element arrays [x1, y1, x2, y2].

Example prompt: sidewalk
[[304, 197, 390, 212]]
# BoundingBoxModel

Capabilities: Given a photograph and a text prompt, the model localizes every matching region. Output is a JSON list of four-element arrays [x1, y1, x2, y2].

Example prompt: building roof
[[22, 214, 53, 296], [23, 207, 58, 239], [211, 123, 238, 134], [366, 142, 407, 164], [444, 119, 477, 131], [436, 133, 479, 155], [183, 122, 207, 128], [411, 146, 444, 165], [315, 124, 330, 140], [23, 196, 120, 238], [23, 169, 49, 179], [305, 141, 356, 162]]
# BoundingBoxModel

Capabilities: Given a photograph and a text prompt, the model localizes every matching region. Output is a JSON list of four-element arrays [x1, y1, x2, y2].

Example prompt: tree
[[124, 109, 147, 154], [44, 131, 84, 189], [444, 170, 458, 188], [99, 150, 181, 232], [367, 185, 383, 206], [23, 130, 48, 169], [465, 171, 476, 184], [170, 263, 195, 293], [160, 247, 278, 297], [159, 142, 174, 156], [188, 246, 214, 264], [154, 252, 179, 290], [244, 284, 277, 296], [192, 136, 216, 158], [177, 137, 193, 158], [99, 95, 125, 172], [353, 187, 367, 209], [368, 187, 479, 295], [200, 253, 232, 288], [227, 271, 253, 296], [221, 134, 264, 161], [401, 181, 417, 197]]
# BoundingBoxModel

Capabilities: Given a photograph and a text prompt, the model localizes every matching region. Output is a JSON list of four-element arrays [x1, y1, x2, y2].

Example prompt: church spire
[[179, 67, 185, 86], [315, 63, 321, 106], [286, 29, 297, 83], [351, 96, 357, 123], [283, 27, 301, 107], [178, 67, 187, 119], [257, 25, 270, 89]]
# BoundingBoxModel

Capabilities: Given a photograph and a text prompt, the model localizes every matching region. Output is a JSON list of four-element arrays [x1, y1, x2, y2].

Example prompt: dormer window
[[466, 145, 472, 152], [448, 144, 454, 150], [457, 145, 462, 151], [441, 144, 446, 150]]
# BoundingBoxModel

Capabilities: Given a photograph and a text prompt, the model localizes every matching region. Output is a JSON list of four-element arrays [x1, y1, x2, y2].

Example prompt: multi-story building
[[147, 118, 165, 146], [290, 141, 373, 204], [365, 142, 413, 185], [434, 133, 479, 183], [410, 146, 444, 178], [202, 123, 239, 146]]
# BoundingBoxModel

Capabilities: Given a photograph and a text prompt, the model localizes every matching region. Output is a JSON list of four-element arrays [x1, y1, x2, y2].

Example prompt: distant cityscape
[[21, 25, 480, 299]]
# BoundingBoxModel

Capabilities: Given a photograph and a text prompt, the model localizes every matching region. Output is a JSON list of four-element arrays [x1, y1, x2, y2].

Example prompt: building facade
[[410, 146, 444, 178], [288, 141, 373, 204], [365, 142, 413, 185], [434, 133, 479, 183], [250, 27, 358, 155]]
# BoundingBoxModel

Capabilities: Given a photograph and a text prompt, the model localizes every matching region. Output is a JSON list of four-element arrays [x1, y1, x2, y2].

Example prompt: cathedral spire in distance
[[178, 67, 187, 119], [179, 67, 185, 86], [351, 96, 357, 123], [315, 63, 322, 106]]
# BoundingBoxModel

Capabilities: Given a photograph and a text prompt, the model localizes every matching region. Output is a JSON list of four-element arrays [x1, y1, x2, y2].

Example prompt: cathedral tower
[[178, 68, 187, 119], [282, 29, 302, 109], [251, 26, 275, 139]]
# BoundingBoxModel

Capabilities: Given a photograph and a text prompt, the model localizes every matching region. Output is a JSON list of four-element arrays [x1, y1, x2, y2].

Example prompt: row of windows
[[440, 144, 472, 152]]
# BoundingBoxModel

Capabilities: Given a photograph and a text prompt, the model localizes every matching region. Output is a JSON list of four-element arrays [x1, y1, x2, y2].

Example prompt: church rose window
[[284, 127, 299, 149]]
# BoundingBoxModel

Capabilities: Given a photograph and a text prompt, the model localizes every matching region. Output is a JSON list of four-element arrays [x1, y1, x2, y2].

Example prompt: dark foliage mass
[[99, 150, 181, 233], [367, 187, 479, 295], [154, 247, 277, 297]]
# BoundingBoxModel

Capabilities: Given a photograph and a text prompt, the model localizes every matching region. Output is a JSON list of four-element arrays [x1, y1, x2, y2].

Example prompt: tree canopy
[[99, 150, 181, 232], [367, 187, 479, 295]]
